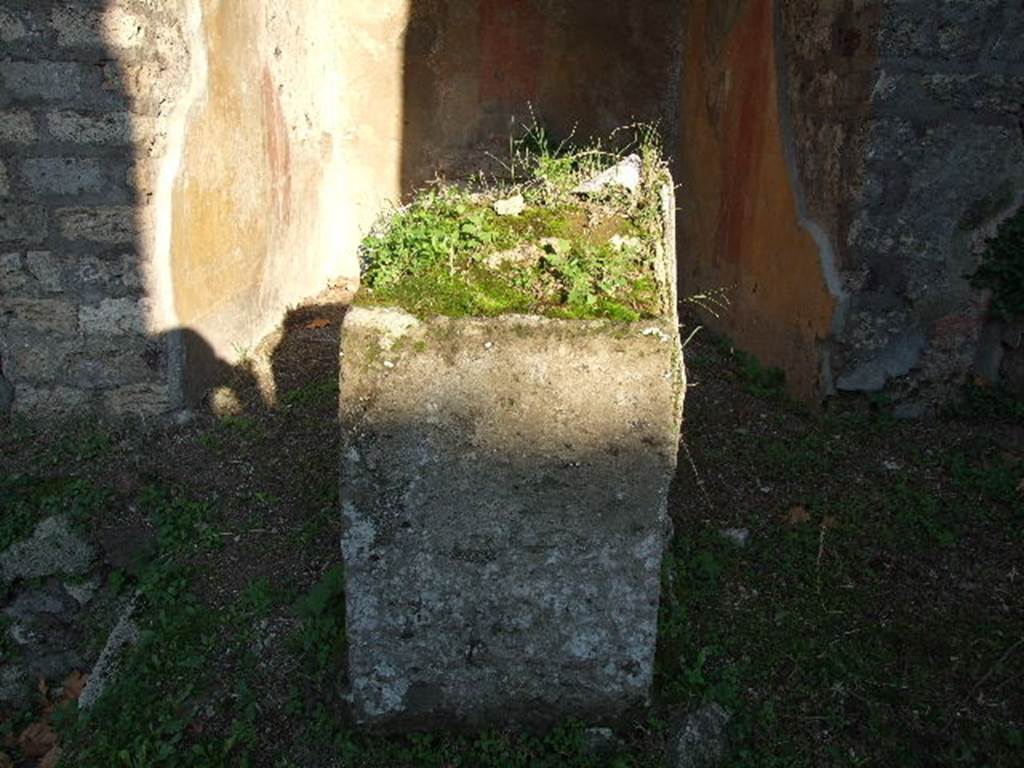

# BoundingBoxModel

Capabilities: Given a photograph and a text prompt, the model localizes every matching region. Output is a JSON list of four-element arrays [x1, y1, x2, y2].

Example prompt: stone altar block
[[339, 188, 684, 728]]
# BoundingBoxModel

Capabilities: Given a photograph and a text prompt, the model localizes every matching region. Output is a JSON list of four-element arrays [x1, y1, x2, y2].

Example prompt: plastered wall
[[398, 0, 685, 191], [165, 0, 357, 401], [676, 0, 839, 402]]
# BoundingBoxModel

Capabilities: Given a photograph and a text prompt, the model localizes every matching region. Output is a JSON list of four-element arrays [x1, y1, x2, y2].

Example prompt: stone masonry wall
[[0, 0, 191, 417], [779, 0, 1024, 406]]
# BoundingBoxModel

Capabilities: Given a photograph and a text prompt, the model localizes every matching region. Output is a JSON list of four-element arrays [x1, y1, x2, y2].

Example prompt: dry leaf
[[60, 671, 88, 703], [39, 746, 62, 768], [0, 751, 14, 768], [304, 318, 331, 330], [784, 505, 811, 525], [17, 722, 57, 759], [822, 515, 840, 530]]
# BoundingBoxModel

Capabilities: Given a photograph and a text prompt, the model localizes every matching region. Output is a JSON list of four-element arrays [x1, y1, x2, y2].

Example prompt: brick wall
[[0, 0, 188, 417]]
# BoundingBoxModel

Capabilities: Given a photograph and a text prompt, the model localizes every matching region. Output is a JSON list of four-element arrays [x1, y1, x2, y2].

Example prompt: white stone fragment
[[493, 193, 526, 216], [574, 154, 642, 195]]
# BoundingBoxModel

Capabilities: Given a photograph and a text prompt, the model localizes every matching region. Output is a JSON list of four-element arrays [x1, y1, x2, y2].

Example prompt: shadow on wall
[[168, 0, 691, 412], [399, 0, 687, 196], [176, 295, 350, 419], [0, 0, 167, 416]]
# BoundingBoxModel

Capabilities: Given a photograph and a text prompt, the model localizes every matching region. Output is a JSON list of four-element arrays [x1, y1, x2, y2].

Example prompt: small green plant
[[973, 205, 1024, 320], [946, 450, 1022, 512], [59, 482, 253, 767], [139, 485, 220, 554], [279, 377, 339, 410], [0, 475, 112, 550], [61, 565, 238, 767], [735, 349, 786, 398], [291, 565, 347, 676], [888, 482, 958, 547], [52, 418, 115, 463]]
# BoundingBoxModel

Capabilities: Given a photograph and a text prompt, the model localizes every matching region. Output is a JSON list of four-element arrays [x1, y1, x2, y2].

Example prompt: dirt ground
[[1, 293, 1022, 767]]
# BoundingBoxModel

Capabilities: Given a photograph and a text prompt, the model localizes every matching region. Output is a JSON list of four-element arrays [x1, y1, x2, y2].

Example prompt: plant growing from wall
[[972, 206, 1024, 320]]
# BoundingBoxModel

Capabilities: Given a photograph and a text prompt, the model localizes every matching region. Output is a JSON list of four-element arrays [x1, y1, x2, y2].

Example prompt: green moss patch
[[356, 126, 669, 321]]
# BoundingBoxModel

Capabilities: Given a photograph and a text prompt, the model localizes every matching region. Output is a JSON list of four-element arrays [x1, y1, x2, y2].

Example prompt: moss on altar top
[[355, 124, 671, 322]]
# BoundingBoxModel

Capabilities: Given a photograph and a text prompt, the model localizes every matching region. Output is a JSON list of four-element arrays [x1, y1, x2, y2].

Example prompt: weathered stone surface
[[50, 4, 146, 50], [0, 580, 88, 709], [669, 704, 731, 768], [0, 252, 26, 292], [8, 332, 78, 383], [339, 306, 684, 727], [64, 577, 101, 607], [2, 620, 75, 707], [0, 61, 103, 103], [836, 332, 927, 393], [0, 204, 47, 244], [2, 328, 156, 391], [0, 160, 9, 198], [0, 665, 26, 708], [79, 297, 148, 336], [0, 110, 37, 144], [10, 385, 88, 416], [46, 111, 135, 145], [574, 154, 642, 195], [1, 298, 78, 334], [79, 594, 140, 709], [492, 193, 526, 217], [56, 206, 135, 243], [21, 157, 105, 196], [0, 8, 32, 43], [0, 516, 96, 585], [719, 528, 750, 548], [75, 253, 143, 293], [103, 383, 171, 416], [25, 250, 63, 292]]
